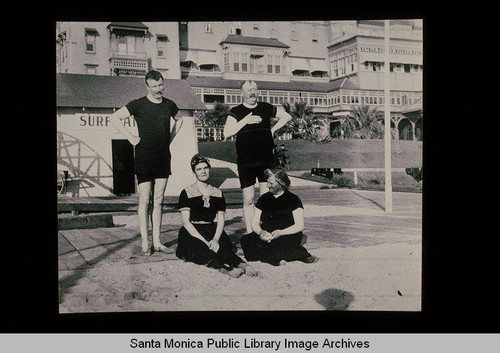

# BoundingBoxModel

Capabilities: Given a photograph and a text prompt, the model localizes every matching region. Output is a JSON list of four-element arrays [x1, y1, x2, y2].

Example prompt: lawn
[[198, 138, 423, 193], [198, 138, 422, 170]]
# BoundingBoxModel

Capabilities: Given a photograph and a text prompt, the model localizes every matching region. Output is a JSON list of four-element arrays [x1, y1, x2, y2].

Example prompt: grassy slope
[[199, 139, 422, 170], [198, 139, 423, 193]]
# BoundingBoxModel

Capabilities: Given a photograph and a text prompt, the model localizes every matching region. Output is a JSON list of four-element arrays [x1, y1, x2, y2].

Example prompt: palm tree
[[282, 101, 314, 139], [347, 105, 384, 139], [203, 101, 231, 127]]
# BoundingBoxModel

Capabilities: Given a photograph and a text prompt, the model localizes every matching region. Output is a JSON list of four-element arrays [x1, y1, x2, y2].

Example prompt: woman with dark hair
[[240, 167, 318, 266], [176, 154, 258, 277]]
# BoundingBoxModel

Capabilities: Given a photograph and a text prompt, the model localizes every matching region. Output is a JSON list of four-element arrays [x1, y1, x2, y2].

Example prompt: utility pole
[[384, 20, 393, 213]]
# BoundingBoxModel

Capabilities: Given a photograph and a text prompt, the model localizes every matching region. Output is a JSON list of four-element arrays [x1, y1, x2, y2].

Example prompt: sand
[[59, 208, 421, 313]]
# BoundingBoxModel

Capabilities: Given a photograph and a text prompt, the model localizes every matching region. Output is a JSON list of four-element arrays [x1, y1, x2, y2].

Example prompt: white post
[[384, 20, 393, 213]]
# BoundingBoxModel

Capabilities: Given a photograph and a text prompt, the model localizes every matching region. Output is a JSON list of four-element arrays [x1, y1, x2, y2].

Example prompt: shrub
[[332, 175, 355, 188]]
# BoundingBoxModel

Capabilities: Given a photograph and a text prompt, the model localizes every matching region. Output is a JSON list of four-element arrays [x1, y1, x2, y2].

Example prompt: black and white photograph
[[55, 20, 424, 314]]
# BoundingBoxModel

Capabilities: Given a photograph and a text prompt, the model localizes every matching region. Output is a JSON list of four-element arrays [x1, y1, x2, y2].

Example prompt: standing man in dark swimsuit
[[110, 70, 183, 256], [224, 80, 291, 234]]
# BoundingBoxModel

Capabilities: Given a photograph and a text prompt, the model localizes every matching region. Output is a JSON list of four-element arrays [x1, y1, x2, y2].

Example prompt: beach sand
[[59, 204, 421, 313]]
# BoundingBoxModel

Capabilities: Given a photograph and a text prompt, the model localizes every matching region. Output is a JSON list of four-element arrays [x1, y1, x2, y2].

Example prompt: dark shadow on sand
[[315, 288, 354, 310]]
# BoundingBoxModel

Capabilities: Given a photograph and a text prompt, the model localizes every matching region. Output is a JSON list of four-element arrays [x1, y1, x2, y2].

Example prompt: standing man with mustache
[[224, 80, 291, 234], [110, 70, 183, 256]]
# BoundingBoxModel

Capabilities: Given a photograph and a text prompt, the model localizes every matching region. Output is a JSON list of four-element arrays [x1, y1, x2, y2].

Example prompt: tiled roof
[[56, 73, 206, 110], [185, 76, 359, 93], [220, 34, 289, 48]]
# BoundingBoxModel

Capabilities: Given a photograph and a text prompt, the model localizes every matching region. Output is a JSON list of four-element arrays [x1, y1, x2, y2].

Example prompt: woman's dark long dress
[[175, 183, 244, 270], [240, 190, 312, 266]]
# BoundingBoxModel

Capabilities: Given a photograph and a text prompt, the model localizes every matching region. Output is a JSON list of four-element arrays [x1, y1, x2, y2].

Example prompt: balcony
[[109, 56, 148, 76]]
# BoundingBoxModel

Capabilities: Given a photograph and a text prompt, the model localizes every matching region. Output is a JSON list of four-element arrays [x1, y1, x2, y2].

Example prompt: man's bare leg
[[242, 185, 255, 234], [151, 178, 168, 252], [137, 181, 152, 255]]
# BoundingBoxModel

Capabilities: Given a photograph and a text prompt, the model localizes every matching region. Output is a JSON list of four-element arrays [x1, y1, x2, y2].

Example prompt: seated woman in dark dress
[[176, 154, 258, 277], [240, 166, 318, 266]]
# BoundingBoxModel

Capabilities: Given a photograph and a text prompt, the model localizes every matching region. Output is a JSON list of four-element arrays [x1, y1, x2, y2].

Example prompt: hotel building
[[56, 20, 422, 196]]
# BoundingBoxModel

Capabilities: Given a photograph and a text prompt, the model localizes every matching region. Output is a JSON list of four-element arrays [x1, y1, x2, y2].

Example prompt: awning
[[197, 51, 219, 66], [106, 22, 149, 34], [84, 28, 100, 36], [401, 101, 423, 114], [180, 50, 198, 64], [359, 50, 422, 65], [290, 57, 310, 72], [156, 34, 169, 42], [250, 48, 265, 58], [309, 59, 329, 73], [391, 52, 422, 65], [358, 51, 384, 63]]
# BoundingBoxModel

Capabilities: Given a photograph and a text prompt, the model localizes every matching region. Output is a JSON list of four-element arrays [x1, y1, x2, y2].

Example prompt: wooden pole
[[384, 20, 393, 213]]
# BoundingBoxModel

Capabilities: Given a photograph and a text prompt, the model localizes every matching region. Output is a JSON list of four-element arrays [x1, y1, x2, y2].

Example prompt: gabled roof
[[220, 34, 289, 48], [56, 73, 206, 110], [185, 76, 358, 93], [339, 77, 360, 90]]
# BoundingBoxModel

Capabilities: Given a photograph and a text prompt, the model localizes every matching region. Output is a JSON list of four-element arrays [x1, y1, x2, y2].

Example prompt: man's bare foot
[[153, 244, 169, 252], [141, 245, 152, 256]]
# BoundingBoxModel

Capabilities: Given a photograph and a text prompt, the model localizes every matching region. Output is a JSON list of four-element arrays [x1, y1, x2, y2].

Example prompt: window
[[404, 64, 411, 73], [84, 28, 99, 53], [270, 22, 277, 38], [233, 52, 240, 72], [391, 64, 402, 72], [118, 36, 127, 54], [114, 35, 143, 56], [85, 31, 96, 53], [253, 22, 260, 36], [312, 24, 318, 42], [229, 21, 242, 35], [224, 52, 230, 71], [85, 64, 97, 75], [241, 53, 248, 72], [274, 55, 281, 74], [291, 22, 298, 41], [267, 55, 273, 73], [156, 35, 168, 57], [204, 22, 213, 33]]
